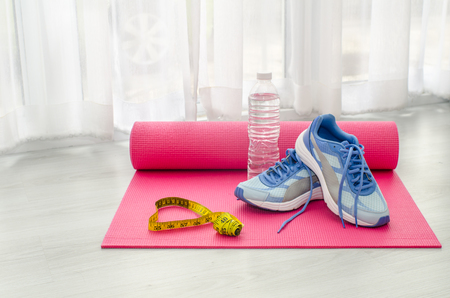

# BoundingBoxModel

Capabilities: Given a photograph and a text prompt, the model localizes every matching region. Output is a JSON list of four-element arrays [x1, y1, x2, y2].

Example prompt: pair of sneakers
[[235, 114, 390, 232]]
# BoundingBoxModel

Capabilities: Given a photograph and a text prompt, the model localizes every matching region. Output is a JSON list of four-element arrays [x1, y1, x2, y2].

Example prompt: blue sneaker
[[295, 114, 390, 227], [235, 149, 323, 231]]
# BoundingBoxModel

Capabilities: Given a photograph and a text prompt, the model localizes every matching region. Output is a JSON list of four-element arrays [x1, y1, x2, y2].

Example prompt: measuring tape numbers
[[148, 197, 243, 237]]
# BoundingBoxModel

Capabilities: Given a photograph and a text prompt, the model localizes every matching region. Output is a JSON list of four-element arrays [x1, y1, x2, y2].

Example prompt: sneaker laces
[[265, 149, 300, 184], [277, 166, 314, 233], [338, 143, 374, 228]]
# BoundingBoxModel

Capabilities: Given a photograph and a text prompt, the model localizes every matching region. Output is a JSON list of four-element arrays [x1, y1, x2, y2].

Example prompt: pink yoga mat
[[102, 170, 440, 248], [102, 121, 440, 249], [130, 121, 399, 170]]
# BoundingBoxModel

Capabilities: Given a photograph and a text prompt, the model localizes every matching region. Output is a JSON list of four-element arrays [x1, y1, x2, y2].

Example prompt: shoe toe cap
[[236, 184, 270, 202], [356, 207, 390, 226]]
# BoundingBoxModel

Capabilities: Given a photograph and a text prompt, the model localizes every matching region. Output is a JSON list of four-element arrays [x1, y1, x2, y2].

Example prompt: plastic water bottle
[[247, 72, 280, 180]]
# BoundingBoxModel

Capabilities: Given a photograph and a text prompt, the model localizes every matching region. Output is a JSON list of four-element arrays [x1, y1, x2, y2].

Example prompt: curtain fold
[[342, 0, 411, 114], [111, 0, 193, 130], [198, 0, 243, 121], [0, 0, 114, 153], [0, 0, 449, 153], [409, 0, 450, 99], [284, 0, 343, 117]]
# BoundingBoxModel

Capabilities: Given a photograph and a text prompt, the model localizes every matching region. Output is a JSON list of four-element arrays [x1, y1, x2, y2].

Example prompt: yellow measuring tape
[[148, 197, 243, 236]]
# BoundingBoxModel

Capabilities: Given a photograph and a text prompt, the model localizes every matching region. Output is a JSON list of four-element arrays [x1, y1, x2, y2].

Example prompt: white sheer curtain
[[198, 0, 343, 119], [111, 1, 195, 127], [409, 0, 450, 98], [0, 0, 114, 152], [342, 0, 412, 113], [191, 0, 450, 119], [1, 0, 449, 153], [0, 0, 194, 153], [285, 0, 343, 117]]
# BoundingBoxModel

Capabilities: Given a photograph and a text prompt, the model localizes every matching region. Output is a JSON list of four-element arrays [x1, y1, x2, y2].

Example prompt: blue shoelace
[[338, 143, 374, 228], [265, 149, 300, 184], [271, 150, 314, 233]]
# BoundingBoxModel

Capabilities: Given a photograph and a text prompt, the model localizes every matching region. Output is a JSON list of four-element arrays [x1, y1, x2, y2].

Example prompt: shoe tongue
[[340, 140, 371, 191], [285, 148, 295, 157], [286, 149, 296, 162], [340, 136, 359, 147]]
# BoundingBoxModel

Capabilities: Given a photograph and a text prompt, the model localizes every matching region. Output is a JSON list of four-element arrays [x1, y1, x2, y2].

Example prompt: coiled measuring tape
[[148, 197, 243, 236]]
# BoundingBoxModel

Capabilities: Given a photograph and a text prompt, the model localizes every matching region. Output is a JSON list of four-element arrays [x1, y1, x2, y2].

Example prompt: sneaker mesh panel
[[240, 166, 315, 201], [315, 140, 387, 213], [243, 176, 270, 190], [341, 187, 386, 213], [322, 152, 341, 169], [296, 169, 308, 178]]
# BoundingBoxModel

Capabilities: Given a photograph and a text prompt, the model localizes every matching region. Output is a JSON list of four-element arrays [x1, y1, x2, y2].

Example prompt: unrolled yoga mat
[[102, 121, 441, 248]]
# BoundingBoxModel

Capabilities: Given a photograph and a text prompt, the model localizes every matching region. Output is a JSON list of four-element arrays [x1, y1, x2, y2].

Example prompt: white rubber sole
[[245, 187, 323, 211], [295, 131, 372, 226]]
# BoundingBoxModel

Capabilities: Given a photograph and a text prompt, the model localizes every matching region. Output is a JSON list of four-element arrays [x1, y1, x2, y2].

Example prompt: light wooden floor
[[1, 103, 449, 297]]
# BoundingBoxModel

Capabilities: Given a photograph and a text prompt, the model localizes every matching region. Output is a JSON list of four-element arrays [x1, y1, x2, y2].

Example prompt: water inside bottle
[[247, 93, 280, 179]]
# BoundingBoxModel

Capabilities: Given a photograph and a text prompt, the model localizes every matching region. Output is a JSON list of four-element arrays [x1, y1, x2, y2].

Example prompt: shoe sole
[[296, 131, 382, 227], [235, 186, 323, 211]]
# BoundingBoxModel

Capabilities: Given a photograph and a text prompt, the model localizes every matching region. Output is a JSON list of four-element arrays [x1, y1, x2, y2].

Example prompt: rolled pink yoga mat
[[130, 121, 399, 170]]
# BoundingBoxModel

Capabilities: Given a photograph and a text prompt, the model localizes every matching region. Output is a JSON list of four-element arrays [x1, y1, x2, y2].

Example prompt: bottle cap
[[257, 72, 272, 80]]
